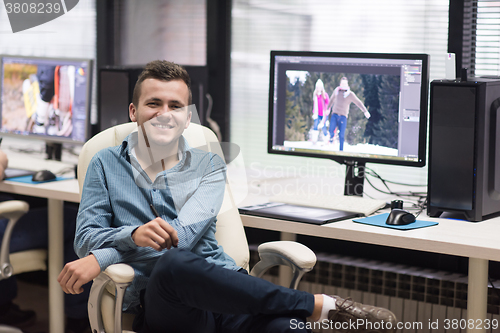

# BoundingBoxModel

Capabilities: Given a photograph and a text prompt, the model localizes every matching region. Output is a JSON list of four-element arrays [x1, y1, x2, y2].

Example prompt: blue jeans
[[138, 249, 314, 333], [329, 114, 347, 150], [0, 199, 90, 319], [313, 116, 328, 136]]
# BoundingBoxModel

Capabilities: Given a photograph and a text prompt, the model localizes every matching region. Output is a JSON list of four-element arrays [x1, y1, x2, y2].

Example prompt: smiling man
[[58, 60, 396, 333], [132, 77, 192, 178]]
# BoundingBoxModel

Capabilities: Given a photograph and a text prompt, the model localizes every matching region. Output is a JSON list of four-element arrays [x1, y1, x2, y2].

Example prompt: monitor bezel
[[267, 50, 430, 168], [0, 54, 93, 145]]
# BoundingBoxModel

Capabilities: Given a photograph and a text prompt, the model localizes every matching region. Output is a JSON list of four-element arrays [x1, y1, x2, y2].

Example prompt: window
[[231, 0, 449, 187], [474, 0, 500, 76]]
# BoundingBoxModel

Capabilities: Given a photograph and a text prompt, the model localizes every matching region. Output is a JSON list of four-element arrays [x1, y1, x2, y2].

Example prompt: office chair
[[78, 122, 317, 333], [0, 200, 47, 333]]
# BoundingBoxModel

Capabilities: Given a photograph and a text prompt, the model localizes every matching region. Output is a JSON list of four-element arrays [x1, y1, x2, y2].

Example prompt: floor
[[13, 273, 49, 333]]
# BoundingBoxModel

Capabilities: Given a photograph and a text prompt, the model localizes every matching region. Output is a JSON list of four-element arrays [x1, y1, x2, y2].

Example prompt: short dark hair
[[132, 60, 192, 106]]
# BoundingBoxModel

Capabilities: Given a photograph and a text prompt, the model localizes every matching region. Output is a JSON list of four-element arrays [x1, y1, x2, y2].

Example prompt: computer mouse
[[32, 170, 57, 182], [385, 208, 416, 225]]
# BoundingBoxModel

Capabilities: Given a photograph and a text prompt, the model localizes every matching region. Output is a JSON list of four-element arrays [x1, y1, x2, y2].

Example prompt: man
[[327, 77, 370, 151], [58, 60, 396, 333], [0, 148, 90, 333]]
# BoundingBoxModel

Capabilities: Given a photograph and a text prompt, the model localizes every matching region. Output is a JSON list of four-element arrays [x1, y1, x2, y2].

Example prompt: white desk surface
[[235, 170, 500, 261], [0, 140, 80, 333], [241, 213, 500, 262], [0, 137, 80, 201], [0, 178, 79, 202]]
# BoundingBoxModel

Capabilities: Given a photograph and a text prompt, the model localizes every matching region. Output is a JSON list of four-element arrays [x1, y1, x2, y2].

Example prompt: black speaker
[[428, 78, 500, 221], [98, 65, 208, 133]]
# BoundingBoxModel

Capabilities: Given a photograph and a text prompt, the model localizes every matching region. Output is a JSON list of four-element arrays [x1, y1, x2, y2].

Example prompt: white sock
[[317, 295, 336, 322]]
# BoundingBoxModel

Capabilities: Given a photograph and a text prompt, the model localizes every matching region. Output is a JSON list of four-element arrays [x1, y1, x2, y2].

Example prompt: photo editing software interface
[[268, 51, 429, 167], [0, 55, 92, 144]]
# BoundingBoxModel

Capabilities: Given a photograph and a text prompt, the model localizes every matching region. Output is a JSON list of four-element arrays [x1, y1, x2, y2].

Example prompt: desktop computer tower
[[427, 78, 500, 221], [98, 65, 208, 133]]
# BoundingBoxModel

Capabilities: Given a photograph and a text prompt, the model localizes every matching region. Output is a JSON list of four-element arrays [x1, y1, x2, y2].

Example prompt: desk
[[241, 213, 498, 332], [0, 178, 80, 333]]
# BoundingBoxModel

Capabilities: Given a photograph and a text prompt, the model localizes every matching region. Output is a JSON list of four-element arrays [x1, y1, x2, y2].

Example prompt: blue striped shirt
[[74, 132, 239, 312]]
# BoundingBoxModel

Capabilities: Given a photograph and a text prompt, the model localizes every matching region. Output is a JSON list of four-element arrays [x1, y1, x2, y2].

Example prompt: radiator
[[249, 247, 500, 333]]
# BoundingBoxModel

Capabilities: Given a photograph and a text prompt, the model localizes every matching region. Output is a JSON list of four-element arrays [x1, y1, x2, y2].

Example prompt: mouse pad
[[353, 213, 439, 230], [7, 175, 72, 184]]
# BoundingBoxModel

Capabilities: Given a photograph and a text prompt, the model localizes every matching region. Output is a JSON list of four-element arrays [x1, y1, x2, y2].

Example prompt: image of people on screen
[[311, 79, 330, 144], [2, 63, 75, 137], [284, 71, 401, 156], [327, 77, 370, 151]]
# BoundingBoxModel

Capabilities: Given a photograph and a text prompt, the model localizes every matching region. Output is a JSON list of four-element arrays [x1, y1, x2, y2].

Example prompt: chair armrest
[[249, 241, 316, 289], [0, 201, 29, 281], [103, 263, 135, 284], [88, 264, 134, 333]]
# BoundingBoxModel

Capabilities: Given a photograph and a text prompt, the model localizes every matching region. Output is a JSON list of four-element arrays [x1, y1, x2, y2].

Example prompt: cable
[[7, 146, 45, 154], [62, 146, 80, 157], [365, 167, 426, 187], [363, 166, 427, 211], [56, 166, 75, 176]]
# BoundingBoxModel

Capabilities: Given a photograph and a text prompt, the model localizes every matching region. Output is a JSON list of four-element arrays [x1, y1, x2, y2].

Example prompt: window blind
[[230, 0, 449, 189], [475, 0, 500, 76]]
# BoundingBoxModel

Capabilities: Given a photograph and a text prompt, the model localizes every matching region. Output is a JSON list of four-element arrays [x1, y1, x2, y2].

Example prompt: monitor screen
[[268, 51, 429, 168], [0, 55, 93, 144]]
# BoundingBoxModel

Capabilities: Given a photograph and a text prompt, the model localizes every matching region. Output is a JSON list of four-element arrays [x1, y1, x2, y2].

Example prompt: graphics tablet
[[238, 202, 359, 225]]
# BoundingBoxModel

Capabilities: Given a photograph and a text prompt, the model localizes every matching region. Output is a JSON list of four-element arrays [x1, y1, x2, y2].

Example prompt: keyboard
[[269, 193, 388, 216], [6, 155, 75, 175]]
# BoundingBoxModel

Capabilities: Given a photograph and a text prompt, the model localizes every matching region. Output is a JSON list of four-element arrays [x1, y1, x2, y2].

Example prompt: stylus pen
[[150, 204, 160, 218], [150, 204, 178, 248]]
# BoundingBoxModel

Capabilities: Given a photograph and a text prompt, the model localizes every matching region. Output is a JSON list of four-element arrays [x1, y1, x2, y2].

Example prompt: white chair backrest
[[77, 123, 250, 269]]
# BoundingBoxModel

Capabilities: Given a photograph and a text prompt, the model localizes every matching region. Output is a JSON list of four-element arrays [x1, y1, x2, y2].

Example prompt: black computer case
[[428, 78, 500, 221]]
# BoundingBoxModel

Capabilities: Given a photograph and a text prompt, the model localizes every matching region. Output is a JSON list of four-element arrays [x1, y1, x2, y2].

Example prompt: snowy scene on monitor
[[284, 70, 400, 156]]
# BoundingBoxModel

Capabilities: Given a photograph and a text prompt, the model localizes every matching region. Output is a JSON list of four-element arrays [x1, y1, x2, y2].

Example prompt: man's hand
[[58, 254, 101, 294], [132, 217, 179, 251]]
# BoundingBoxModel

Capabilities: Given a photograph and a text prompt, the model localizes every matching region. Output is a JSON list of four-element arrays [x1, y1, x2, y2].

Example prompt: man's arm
[[350, 93, 370, 118], [167, 152, 227, 250], [74, 155, 172, 268], [327, 89, 337, 110]]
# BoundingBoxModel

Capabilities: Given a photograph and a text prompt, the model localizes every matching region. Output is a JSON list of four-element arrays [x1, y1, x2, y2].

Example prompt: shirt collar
[[120, 130, 191, 163]]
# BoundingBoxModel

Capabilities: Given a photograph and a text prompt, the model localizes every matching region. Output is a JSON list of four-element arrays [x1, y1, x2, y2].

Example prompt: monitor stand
[[46, 143, 62, 161], [344, 161, 365, 196]]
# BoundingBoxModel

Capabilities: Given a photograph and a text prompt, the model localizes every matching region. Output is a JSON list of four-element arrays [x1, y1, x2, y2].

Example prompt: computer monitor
[[0, 55, 93, 159], [268, 50, 430, 196]]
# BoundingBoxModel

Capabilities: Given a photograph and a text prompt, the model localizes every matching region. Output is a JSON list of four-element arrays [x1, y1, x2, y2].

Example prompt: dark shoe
[[65, 317, 91, 333], [328, 296, 397, 333], [0, 302, 36, 329]]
